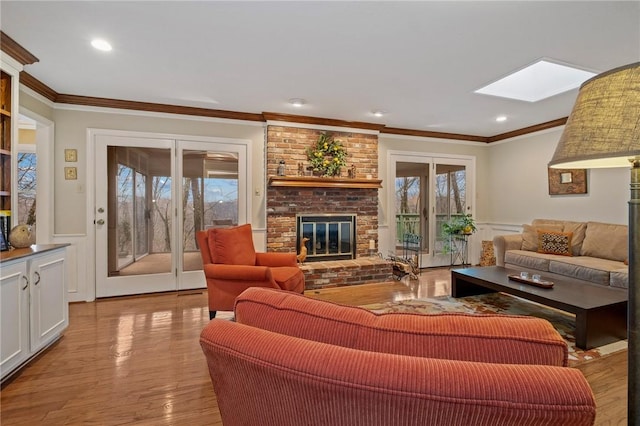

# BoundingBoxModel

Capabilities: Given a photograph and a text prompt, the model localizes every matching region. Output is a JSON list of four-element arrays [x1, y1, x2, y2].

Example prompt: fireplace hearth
[[297, 214, 356, 262]]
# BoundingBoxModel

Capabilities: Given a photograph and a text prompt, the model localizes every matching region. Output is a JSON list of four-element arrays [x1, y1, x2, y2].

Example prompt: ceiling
[[1, 1, 639, 138]]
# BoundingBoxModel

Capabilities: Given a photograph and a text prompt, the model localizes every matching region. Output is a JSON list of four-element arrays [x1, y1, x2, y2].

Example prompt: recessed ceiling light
[[475, 59, 596, 102], [372, 110, 385, 117], [496, 115, 507, 122], [91, 39, 112, 52], [288, 98, 305, 107]]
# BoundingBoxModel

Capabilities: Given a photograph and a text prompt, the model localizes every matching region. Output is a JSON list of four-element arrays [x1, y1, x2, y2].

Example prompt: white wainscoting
[[470, 222, 523, 266], [252, 227, 267, 252], [51, 234, 89, 302], [379, 222, 523, 268]]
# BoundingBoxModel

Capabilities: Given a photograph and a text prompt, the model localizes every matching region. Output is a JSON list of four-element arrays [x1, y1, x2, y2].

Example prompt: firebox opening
[[297, 214, 357, 262]]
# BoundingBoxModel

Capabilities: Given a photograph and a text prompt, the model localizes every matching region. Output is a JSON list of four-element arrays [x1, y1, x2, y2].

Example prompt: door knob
[[96, 219, 105, 225]]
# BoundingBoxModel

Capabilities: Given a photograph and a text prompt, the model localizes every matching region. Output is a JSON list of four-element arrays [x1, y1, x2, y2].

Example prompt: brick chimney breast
[[266, 125, 379, 258]]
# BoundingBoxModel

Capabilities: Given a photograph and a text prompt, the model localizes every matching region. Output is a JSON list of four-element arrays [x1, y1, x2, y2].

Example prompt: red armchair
[[196, 224, 304, 319]]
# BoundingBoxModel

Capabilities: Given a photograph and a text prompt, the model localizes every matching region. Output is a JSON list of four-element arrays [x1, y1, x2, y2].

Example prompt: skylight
[[475, 60, 596, 102]]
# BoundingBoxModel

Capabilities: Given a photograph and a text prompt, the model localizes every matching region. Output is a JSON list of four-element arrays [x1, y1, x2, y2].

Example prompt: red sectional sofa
[[200, 287, 596, 426]]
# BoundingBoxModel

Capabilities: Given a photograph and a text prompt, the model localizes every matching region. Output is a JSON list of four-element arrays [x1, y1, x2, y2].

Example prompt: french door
[[390, 152, 474, 268], [94, 133, 248, 298]]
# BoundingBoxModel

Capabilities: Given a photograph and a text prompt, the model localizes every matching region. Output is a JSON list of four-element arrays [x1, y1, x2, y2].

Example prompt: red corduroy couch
[[200, 287, 596, 426]]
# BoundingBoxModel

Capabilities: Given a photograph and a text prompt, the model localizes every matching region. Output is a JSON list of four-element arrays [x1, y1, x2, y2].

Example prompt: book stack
[[0, 210, 10, 247]]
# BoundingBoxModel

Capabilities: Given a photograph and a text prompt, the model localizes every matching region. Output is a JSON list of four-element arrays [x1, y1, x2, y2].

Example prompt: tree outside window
[[17, 152, 37, 228]]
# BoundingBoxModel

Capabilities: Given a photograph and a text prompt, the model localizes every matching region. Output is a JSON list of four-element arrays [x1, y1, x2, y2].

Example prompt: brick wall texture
[[266, 125, 379, 258]]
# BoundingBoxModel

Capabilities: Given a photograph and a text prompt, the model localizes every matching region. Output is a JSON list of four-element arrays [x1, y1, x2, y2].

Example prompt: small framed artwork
[[65, 149, 77, 162], [548, 168, 587, 195], [64, 166, 77, 180]]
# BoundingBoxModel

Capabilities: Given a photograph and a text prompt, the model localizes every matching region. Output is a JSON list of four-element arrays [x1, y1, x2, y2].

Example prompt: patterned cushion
[[522, 224, 563, 251], [538, 231, 573, 256]]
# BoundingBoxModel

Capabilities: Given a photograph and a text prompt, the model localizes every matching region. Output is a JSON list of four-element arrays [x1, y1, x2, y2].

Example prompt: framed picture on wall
[[548, 168, 587, 195]]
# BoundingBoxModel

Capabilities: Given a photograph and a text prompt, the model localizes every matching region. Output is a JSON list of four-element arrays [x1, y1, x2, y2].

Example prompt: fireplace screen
[[297, 214, 356, 262]]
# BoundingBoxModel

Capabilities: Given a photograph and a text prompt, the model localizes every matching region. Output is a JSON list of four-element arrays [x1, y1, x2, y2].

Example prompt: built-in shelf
[[268, 176, 382, 189]]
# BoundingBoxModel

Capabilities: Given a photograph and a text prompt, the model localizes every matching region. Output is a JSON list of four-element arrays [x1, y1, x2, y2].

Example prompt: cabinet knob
[[21, 276, 29, 290], [33, 271, 41, 286]]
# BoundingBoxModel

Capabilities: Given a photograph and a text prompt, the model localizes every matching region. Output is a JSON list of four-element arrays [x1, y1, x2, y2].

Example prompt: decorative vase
[[8, 224, 35, 248]]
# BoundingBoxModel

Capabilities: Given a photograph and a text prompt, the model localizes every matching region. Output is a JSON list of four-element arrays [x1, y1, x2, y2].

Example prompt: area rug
[[361, 293, 627, 367]]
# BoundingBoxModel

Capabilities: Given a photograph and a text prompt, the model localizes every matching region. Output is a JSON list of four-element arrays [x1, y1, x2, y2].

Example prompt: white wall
[[487, 127, 629, 226]]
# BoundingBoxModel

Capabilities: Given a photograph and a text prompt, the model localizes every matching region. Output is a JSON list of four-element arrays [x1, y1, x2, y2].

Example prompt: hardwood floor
[[0, 268, 627, 425]]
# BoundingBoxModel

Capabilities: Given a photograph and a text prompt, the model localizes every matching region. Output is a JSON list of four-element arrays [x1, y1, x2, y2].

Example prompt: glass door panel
[[434, 163, 468, 260], [178, 140, 247, 290], [390, 152, 473, 268], [395, 162, 429, 254], [108, 147, 172, 277], [96, 136, 175, 298], [182, 149, 239, 274]]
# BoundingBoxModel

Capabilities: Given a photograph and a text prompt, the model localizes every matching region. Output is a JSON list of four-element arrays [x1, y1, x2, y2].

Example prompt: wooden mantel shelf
[[268, 176, 382, 189]]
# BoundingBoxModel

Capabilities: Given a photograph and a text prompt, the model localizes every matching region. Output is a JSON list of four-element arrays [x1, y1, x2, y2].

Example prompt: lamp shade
[[549, 62, 640, 169]]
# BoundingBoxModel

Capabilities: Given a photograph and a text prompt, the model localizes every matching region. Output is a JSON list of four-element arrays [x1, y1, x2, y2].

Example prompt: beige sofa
[[493, 219, 629, 289]]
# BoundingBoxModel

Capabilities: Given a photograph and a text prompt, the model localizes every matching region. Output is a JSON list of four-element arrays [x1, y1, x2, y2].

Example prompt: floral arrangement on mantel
[[306, 132, 347, 177]]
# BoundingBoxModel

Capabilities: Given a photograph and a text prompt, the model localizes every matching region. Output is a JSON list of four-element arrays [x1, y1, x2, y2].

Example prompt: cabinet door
[[29, 250, 68, 352], [0, 261, 29, 380]]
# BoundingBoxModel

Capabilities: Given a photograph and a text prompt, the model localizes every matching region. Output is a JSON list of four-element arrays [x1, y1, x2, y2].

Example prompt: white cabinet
[[0, 261, 29, 378], [1, 245, 68, 382]]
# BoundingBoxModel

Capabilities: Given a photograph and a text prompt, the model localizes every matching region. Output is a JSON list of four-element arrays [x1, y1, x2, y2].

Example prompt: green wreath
[[306, 132, 347, 177]]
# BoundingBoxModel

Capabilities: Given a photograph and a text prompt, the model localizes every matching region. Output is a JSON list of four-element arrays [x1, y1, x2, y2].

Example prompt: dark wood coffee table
[[451, 266, 628, 349]]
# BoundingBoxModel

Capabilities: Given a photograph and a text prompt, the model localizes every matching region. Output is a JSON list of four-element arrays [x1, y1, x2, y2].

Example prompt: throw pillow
[[208, 223, 257, 265], [538, 231, 573, 256], [561, 221, 587, 256], [522, 224, 563, 251], [580, 221, 628, 261]]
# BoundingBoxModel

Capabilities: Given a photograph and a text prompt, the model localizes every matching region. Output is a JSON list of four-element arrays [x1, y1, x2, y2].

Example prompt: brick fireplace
[[266, 125, 392, 288], [266, 126, 379, 255]]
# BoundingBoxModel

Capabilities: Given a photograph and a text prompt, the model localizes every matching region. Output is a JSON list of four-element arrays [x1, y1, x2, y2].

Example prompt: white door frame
[[88, 129, 252, 299], [387, 150, 476, 268]]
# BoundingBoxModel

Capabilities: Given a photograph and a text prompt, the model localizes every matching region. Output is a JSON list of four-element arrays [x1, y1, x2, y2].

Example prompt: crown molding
[[19, 72, 567, 141], [55, 94, 265, 122], [381, 127, 489, 143], [486, 117, 568, 142], [0, 31, 39, 66], [20, 72, 57, 101], [263, 112, 385, 131]]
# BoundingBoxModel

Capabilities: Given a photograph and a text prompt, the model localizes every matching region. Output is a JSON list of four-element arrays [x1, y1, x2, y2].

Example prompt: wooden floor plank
[[0, 268, 627, 425]]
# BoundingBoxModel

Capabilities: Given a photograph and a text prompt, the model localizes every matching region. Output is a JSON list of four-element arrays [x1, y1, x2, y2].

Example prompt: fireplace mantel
[[268, 176, 382, 189]]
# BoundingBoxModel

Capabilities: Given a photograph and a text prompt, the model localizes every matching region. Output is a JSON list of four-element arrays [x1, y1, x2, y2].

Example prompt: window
[[17, 151, 37, 229]]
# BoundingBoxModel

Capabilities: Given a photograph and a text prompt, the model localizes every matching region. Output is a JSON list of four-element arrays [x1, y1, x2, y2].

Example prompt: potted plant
[[441, 214, 476, 256], [442, 214, 477, 236]]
